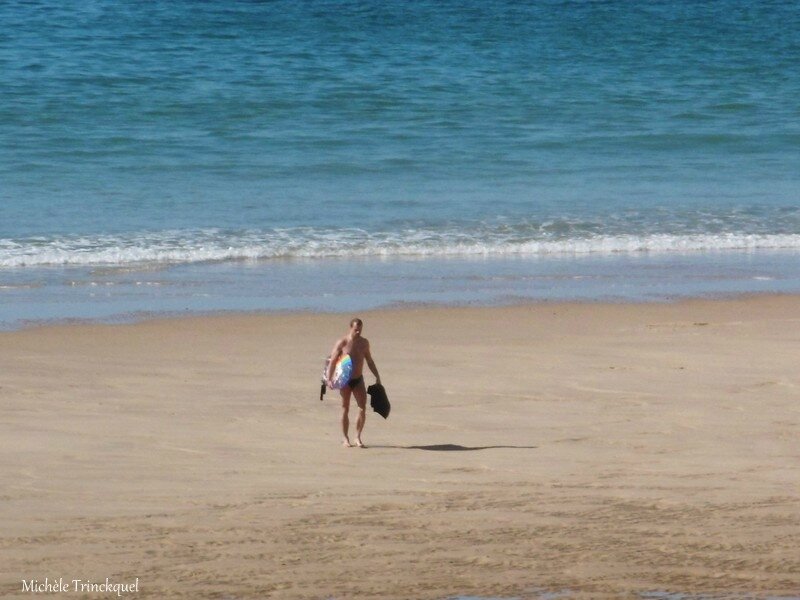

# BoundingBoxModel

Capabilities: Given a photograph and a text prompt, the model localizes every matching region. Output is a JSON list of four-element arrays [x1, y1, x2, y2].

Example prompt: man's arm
[[364, 340, 381, 384], [326, 338, 346, 383]]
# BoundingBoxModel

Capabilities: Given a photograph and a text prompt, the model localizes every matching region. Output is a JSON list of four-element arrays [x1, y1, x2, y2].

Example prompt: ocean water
[[2, 0, 799, 327]]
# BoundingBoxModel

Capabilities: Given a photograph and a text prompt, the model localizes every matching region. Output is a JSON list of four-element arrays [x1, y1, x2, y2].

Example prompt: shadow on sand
[[370, 444, 537, 451]]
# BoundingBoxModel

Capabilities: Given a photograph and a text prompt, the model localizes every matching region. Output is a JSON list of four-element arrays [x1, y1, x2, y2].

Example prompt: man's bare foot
[[355, 439, 366, 448], [342, 439, 352, 448]]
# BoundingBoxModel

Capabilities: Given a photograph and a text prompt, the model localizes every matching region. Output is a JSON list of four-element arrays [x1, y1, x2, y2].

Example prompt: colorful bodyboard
[[329, 354, 353, 390]]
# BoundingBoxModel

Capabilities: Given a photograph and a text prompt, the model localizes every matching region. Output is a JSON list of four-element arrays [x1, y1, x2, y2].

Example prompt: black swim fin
[[320, 356, 331, 401]]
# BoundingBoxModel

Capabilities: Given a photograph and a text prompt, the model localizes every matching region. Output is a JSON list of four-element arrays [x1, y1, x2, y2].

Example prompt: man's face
[[350, 322, 362, 337]]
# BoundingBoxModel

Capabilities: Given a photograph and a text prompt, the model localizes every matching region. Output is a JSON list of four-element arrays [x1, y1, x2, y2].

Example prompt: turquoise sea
[[2, 0, 799, 327]]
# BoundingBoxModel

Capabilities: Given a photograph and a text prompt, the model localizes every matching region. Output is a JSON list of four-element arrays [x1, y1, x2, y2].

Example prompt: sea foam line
[[1, 231, 800, 267]]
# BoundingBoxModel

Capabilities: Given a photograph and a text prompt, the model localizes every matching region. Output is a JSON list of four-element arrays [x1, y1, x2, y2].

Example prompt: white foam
[[1, 230, 800, 268]]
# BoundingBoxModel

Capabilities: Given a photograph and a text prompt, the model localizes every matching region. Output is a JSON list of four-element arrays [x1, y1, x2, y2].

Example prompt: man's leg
[[340, 388, 352, 447], [352, 381, 368, 448]]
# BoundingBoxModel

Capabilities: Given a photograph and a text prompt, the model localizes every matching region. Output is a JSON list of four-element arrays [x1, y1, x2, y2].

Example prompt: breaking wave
[[2, 227, 800, 268]]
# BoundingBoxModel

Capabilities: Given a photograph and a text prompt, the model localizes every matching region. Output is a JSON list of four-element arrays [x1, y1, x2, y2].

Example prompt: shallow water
[[3, 250, 800, 330]]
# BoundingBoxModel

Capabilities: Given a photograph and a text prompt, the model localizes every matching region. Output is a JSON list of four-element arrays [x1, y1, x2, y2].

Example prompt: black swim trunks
[[347, 375, 364, 389]]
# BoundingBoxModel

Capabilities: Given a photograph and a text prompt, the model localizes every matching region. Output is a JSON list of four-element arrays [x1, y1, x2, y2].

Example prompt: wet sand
[[1, 296, 799, 599]]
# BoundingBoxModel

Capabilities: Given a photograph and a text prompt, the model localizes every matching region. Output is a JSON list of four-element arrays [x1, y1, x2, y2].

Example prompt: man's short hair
[[350, 318, 363, 327]]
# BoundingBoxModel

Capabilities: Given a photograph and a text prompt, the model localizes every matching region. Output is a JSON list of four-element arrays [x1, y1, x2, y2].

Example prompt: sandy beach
[[1, 295, 798, 599]]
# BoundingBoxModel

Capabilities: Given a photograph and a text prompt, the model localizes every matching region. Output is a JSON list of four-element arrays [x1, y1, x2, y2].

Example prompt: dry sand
[[1, 296, 798, 599]]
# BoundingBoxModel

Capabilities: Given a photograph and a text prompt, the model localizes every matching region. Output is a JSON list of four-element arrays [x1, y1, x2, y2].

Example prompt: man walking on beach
[[326, 318, 380, 448]]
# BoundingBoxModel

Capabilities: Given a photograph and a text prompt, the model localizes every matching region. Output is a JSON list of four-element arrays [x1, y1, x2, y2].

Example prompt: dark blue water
[[1, 1, 799, 325]]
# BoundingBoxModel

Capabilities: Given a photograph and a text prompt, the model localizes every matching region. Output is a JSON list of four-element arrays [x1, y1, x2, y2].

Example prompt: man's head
[[349, 318, 363, 338]]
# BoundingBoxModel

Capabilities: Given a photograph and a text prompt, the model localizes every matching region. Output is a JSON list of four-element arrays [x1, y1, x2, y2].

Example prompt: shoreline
[[2, 294, 798, 598], [4, 288, 800, 334], [4, 249, 800, 332]]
